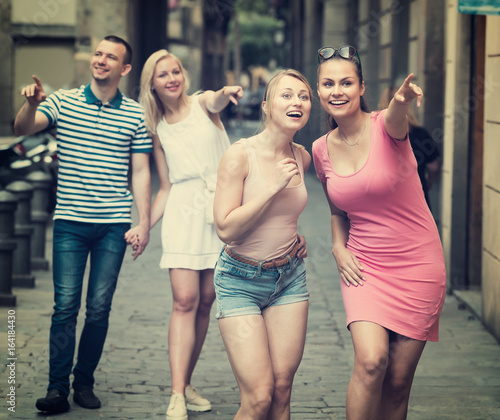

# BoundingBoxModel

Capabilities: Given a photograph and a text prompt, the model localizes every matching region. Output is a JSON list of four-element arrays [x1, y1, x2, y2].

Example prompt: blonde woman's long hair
[[139, 49, 191, 135], [378, 86, 419, 128]]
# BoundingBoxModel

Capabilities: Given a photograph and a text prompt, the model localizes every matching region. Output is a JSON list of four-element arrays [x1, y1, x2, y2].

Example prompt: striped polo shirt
[[38, 84, 152, 223]]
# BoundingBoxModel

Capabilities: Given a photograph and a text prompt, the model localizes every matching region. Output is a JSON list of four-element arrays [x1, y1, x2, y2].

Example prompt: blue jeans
[[49, 220, 129, 396]]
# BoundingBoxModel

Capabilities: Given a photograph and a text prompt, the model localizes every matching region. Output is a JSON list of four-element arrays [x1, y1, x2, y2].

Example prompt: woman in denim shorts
[[213, 69, 312, 419]]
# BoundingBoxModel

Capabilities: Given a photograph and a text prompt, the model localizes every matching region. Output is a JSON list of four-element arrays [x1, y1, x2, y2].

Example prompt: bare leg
[[219, 315, 274, 420], [377, 334, 426, 420], [186, 268, 215, 385], [263, 301, 308, 420], [168, 268, 202, 394], [346, 322, 390, 420]]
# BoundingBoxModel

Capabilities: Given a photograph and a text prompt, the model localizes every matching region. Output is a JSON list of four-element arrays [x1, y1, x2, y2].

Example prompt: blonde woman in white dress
[[139, 49, 243, 420]]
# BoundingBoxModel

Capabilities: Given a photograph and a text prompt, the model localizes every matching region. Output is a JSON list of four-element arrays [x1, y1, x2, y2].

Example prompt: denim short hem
[[215, 292, 310, 319], [272, 291, 310, 307], [216, 306, 261, 319]]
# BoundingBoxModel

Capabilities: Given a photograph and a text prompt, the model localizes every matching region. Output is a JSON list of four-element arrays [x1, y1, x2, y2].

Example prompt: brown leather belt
[[224, 241, 300, 269]]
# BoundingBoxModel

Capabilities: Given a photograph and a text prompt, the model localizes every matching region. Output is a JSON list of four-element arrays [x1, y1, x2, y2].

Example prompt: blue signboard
[[459, 0, 500, 15]]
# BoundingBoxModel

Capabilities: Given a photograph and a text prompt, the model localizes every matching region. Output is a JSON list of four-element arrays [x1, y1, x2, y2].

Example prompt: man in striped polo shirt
[[14, 35, 152, 414]]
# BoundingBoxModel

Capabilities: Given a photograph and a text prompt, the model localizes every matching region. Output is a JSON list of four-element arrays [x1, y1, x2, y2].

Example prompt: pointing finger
[[32, 75, 42, 86], [403, 73, 414, 87]]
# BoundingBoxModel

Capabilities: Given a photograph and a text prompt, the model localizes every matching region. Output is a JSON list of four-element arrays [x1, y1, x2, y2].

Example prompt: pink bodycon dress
[[312, 109, 446, 342]]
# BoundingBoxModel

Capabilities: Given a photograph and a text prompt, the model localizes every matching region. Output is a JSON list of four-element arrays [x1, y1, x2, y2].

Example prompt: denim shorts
[[214, 247, 309, 319]]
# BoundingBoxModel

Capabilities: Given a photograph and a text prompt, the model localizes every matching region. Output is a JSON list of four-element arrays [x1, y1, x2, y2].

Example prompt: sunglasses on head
[[317, 46, 362, 71]]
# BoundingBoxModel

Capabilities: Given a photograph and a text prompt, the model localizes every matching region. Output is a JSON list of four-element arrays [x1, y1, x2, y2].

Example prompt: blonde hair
[[378, 86, 419, 127], [139, 49, 191, 134], [261, 69, 313, 128]]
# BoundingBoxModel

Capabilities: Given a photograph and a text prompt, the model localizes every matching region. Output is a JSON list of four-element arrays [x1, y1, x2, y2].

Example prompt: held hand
[[223, 85, 244, 106], [271, 157, 299, 193], [20, 75, 47, 105], [124, 225, 150, 260], [393, 73, 423, 107], [296, 234, 308, 259], [332, 247, 365, 287]]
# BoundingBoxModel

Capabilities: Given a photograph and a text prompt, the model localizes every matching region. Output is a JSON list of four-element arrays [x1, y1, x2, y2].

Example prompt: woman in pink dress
[[312, 46, 446, 420]]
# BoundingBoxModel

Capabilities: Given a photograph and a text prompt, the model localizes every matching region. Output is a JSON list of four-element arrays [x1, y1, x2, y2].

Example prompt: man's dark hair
[[103, 35, 133, 65]]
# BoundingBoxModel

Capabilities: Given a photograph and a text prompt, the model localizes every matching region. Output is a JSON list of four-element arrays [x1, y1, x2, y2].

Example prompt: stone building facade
[[442, 0, 500, 341]]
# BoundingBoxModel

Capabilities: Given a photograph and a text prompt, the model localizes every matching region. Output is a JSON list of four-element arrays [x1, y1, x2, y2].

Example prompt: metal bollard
[[6, 181, 35, 288], [0, 190, 18, 306], [26, 171, 52, 270]]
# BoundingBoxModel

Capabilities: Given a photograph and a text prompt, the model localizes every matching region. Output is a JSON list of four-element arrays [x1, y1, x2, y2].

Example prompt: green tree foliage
[[234, 0, 270, 15], [229, 1, 285, 70], [240, 14, 284, 69]]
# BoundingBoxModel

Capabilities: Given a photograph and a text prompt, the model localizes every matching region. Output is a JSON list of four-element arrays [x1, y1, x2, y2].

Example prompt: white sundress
[[155, 95, 230, 270]]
